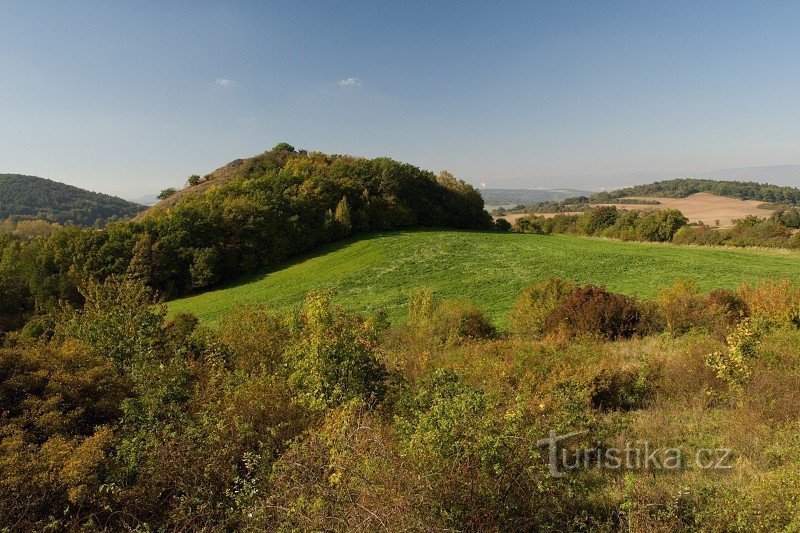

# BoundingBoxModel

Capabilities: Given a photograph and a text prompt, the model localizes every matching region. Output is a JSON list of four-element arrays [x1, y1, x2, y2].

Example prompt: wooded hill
[[0, 174, 145, 226], [589, 178, 800, 204], [0, 144, 491, 330]]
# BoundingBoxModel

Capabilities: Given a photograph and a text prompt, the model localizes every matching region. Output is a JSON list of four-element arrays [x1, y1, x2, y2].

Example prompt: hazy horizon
[[3, 2, 800, 197]]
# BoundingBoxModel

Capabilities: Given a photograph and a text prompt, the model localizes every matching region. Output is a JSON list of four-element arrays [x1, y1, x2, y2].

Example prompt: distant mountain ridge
[[500, 164, 800, 190], [588, 178, 800, 205], [0, 174, 146, 227], [480, 188, 593, 206]]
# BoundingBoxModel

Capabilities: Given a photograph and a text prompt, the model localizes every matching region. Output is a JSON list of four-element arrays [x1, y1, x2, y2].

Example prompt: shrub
[[257, 400, 423, 530], [580, 206, 618, 235], [656, 279, 708, 335], [494, 218, 511, 231], [705, 317, 765, 391], [218, 305, 291, 373], [510, 277, 577, 337], [514, 215, 551, 234], [635, 300, 666, 336], [547, 284, 642, 340], [737, 279, 800, 326], [407, 289, 496, 344], [393, 370, 554, 529], [287, 291, 387, 409], [706, 288, 748, 328], [0, 341, 127, 529]]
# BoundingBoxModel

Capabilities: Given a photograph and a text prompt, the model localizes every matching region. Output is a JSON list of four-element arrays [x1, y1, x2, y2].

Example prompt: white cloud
[[214, 78, 235, 86], [339, 77, 362, 87]]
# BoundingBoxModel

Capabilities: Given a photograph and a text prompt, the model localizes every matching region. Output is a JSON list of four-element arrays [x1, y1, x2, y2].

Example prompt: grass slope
[[168, 229, 800, 328]]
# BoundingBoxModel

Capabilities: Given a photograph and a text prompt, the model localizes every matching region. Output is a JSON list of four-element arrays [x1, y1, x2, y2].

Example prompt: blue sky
[[2, 1, 800, 197]]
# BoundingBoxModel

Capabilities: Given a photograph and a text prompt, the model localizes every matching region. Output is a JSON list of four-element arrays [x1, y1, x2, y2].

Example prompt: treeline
[[0, 174, 145, 227], [510, 206, 800, 249], [589, 178, 800, 204], [513, 206, 689, 242], [0, 145, 491, 332]]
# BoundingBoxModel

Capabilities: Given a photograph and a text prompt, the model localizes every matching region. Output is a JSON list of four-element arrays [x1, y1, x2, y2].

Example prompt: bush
[[218, 304, 291, 373], [737, 279, 800, 326], [287, 291, 387, 409], [547, 284, 642, 340], [514, 215, 551, 234], [407, 289, 496, 344], [656, 279, 708, 335], [580, 206, 618, 235], [494, 218, 511, 231], [510, 277, 577, 337], [705, 317, 765, 391], [706, 288, 748, 327]]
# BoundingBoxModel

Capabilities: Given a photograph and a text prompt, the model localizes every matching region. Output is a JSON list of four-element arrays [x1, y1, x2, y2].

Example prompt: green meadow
[[167, 229, 800, 328]]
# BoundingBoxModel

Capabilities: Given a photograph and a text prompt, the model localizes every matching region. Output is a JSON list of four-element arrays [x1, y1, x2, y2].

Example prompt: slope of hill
[[589, 178, 800, 204], [168, 229, 800, 328], [0, 174, 146, 226], [480, 188, 592, 207], [138, 145, 306, 218]]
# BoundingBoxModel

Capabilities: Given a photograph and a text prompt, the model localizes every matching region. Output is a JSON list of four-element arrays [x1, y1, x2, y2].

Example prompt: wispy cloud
[[214, 78, 235, 86], [339, 77, 362, 87]]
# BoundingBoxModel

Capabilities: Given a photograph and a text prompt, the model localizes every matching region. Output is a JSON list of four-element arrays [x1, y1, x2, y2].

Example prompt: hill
[[0, 145, 494, 332], [0, 174, 145, 226], [480, 188, 593, 207], [167, 229, 800, 328], [589, 178, 800, 204], [498, 164, 800, 189]]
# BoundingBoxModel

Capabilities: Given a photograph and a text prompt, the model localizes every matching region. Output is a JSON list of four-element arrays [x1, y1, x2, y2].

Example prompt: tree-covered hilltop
[[0, 144, 491, 330], [0, 174, 146, 227], [589, 178, 800, 204]]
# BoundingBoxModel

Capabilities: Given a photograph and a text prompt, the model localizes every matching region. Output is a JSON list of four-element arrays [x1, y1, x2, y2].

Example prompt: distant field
[[496, 192, 775, 227], [598, 192, 773, 226], [168, 229, 800, 329]]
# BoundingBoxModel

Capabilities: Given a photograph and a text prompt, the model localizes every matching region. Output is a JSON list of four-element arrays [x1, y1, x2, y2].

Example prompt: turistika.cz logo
[[536, 430, 733, 478]]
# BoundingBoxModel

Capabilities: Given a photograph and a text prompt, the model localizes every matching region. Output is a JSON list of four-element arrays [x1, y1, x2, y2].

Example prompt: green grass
[[168, 229, 800, 328]]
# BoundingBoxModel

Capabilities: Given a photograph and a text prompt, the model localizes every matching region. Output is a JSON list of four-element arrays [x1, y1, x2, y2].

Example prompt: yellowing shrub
[[510, 277, 576, 337], [737, 279, 800, 325]]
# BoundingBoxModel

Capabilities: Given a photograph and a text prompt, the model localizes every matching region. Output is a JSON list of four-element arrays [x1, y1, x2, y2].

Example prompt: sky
[[2, 1, 800, 198]]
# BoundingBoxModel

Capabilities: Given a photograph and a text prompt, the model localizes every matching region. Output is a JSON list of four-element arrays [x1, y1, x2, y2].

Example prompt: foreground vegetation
[[4, 273, 800, 530], [168, 229, 800, 327]]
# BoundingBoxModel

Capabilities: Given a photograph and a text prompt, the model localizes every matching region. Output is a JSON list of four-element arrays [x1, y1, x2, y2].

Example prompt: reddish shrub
[[548, 285, 642, 340]]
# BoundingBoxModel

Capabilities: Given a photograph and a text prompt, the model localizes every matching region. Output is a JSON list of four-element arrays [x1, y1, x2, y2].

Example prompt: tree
[[334, 196, 352, 233], [272, 142, 296, 153], [187, 175, 201, 186], [189, 247, 221, 288], [494, 218, 511, 231], [157, 188, 177, 200]]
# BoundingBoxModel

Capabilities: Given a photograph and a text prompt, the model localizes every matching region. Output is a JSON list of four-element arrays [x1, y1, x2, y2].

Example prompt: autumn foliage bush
[[407, 289, 496, 344]]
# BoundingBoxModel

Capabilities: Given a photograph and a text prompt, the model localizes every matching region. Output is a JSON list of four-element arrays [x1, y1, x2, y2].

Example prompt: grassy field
[[168, 229, 800, 328]]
